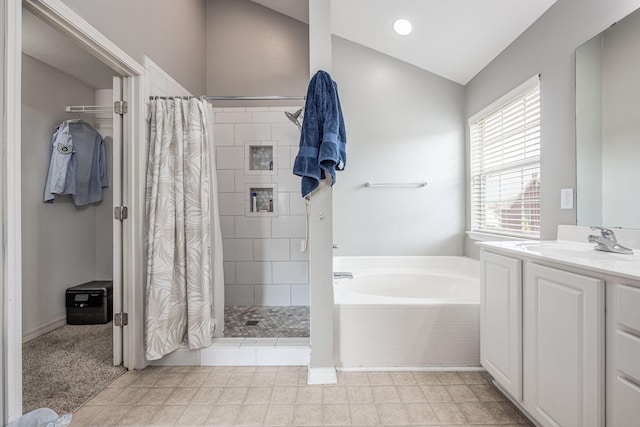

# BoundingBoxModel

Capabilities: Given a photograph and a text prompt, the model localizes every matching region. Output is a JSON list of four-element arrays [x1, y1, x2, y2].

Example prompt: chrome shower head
[[285, 108, 303, 130], [291, 108, 303, 119]]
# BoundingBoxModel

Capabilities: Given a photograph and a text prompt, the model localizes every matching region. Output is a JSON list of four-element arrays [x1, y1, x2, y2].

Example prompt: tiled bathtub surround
[[335, 305, 480, 368], [214, 106, 309, 306], [71, 366, 533, 426]]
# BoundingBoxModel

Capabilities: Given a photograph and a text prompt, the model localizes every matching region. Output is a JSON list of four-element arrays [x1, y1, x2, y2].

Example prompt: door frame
[[5, 0, 145, 421]]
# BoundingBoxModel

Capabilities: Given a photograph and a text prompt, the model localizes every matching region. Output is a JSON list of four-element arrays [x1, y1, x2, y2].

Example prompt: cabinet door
[[524, 263, 604, 427], [480, 250, 522, 401]]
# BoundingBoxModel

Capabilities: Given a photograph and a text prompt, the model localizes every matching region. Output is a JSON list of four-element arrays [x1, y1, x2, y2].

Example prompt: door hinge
[[114, 206, 128, 221], [114, 100, 128, 115], [114, 313, 128, 327]]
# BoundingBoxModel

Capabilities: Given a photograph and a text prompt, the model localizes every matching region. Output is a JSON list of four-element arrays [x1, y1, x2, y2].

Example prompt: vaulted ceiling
[[23, 0, 559, 90], [251, 0, 558, 84]]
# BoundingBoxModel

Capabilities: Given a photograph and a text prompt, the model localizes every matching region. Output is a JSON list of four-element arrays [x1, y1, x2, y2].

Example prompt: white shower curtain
[[144, 97, 224, 361]]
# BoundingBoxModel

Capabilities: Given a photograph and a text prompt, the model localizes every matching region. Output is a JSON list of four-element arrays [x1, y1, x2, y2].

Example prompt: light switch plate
[[561, 188, 574, 209]]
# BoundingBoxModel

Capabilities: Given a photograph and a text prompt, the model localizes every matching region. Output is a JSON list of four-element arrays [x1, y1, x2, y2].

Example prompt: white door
[[112, 76, 124, 365], [524, 263, 604, 427], [480, 250, 523, 401]]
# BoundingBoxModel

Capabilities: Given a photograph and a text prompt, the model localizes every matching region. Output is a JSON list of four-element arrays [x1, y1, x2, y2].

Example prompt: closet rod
[[149, 95, 306, 101]]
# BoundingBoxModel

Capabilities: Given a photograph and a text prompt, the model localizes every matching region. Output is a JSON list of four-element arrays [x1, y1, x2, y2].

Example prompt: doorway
[[3, 0, 145, 421], [20, 8, 125, 414]]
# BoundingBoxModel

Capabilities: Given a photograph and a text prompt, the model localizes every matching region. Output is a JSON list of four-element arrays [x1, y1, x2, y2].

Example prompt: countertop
[[477, 239, 640, 282]]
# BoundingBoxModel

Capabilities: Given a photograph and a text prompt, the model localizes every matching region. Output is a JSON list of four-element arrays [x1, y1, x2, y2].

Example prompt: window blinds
[[470, 78, 541, 238]]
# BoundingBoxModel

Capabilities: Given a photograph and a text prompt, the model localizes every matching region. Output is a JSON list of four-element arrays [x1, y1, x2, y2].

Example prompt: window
[[470, 76, 541, 238]]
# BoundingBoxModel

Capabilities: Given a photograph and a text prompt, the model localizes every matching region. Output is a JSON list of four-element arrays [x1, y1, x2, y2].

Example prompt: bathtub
[[333, 256, 481, 368]]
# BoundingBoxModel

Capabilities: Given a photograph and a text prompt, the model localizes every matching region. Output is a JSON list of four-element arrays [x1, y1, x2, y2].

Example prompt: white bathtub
[[333, 256, 481, 368]]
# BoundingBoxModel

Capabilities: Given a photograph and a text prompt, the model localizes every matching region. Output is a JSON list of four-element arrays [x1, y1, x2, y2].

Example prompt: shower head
[[285, 108, 303, 130], [290, 108, 303, 120]]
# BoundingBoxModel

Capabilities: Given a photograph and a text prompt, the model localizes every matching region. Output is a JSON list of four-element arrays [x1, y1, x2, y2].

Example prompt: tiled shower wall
[[213, 106, 309, 306]]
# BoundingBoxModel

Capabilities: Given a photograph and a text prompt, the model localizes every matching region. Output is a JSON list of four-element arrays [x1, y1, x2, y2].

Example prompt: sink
[[515, 241, 585, 250], [515, 241, 591, 253], [512, 240, 635, 260]]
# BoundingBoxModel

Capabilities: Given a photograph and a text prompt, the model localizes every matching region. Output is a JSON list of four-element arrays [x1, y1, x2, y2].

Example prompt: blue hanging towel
[[43, 119, 108, 206], [293, 70, 347, 197]]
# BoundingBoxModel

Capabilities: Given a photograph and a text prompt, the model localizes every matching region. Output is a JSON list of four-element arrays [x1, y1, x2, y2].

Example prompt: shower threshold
[[204, 336, 310, 366]]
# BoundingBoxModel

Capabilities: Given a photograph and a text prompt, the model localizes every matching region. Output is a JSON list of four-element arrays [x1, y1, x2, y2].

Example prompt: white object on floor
[[8, 408, 71, 427]]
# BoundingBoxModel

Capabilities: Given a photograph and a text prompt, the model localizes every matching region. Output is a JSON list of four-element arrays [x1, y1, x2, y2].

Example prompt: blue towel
[[293, 70, 346, 197]]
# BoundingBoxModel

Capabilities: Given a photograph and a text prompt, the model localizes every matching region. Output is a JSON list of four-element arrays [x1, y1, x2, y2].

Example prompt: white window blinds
[[470, 76, 541, 238]]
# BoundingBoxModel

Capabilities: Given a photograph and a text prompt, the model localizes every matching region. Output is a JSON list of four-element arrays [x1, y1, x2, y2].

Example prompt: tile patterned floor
[[224, 307, 310, 338], [70, 366, 533, 426]]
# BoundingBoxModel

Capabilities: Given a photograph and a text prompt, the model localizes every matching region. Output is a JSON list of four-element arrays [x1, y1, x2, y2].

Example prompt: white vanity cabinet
[[479, 248, 605, 427], [523, 263, 604, 427], [480, 251, 522, 401]]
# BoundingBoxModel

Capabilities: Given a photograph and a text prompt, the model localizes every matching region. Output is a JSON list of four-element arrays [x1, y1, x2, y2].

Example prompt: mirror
[[576, 7, 640, 229]]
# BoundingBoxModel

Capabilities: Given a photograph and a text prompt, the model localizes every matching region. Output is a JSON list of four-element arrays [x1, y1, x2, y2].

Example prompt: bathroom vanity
[[478, 226, 640, 427]]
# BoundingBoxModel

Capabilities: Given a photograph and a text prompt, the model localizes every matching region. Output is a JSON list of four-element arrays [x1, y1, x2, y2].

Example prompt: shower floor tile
[[224, 306, 309, 338]]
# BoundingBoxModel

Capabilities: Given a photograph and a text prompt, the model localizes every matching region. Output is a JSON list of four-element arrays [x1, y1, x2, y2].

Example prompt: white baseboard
[[307, 366, 337, 384], [22, 316, 67, 343], [336, 366, 485, 372]]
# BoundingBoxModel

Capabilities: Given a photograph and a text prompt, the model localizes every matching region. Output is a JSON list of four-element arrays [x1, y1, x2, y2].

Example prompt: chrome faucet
[[587, 227, 633, 254], [333, 272, 353, 279]]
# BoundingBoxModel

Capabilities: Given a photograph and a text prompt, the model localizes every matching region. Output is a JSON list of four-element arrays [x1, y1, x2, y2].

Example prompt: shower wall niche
[[246, 184, 278, 217], [246, 142, 276, 174], [214, 106, 308, 307]]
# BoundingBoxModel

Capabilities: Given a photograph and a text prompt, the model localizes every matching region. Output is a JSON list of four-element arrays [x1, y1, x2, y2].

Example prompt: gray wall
[[61, 0, 207, 95], [332, 36, 466, 256], [465, 0, 640, 253], [21, 54, 111, 336], [206, 0, 309, 104]]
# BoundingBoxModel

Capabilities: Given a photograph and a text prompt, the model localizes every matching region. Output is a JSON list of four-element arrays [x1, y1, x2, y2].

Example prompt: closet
[[20, 9, 123, 414]]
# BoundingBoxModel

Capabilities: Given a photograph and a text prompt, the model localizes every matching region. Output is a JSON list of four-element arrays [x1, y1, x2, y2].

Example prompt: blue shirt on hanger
[[43, 119, 108, 206]]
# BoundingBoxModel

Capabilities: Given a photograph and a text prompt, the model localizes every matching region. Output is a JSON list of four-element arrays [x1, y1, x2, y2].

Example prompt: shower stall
[[211, 102, 309, 339]]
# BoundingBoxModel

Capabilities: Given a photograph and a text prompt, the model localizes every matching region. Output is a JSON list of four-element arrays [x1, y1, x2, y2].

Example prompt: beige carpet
[[22, 322, 126, 414]]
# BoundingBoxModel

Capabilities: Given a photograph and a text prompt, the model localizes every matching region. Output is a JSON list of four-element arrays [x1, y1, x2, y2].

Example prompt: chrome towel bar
[[364, 182, 428, 188]]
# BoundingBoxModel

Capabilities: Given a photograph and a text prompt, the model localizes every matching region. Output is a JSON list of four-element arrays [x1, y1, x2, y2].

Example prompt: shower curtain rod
[[149, 95, 306, 101]]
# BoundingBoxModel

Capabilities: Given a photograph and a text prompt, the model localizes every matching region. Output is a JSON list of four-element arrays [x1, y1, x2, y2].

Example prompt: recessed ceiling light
[[393, 18, 412, 36]]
